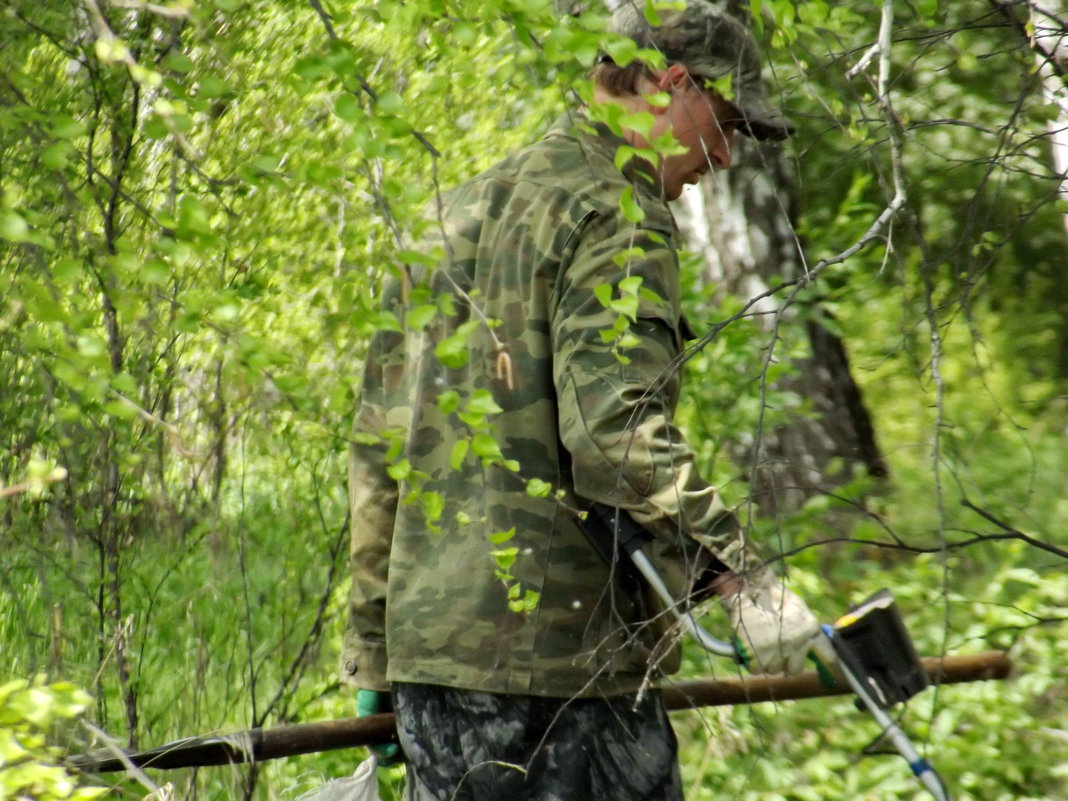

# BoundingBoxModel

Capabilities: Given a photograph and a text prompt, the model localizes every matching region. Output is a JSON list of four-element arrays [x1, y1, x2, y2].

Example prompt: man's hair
[[590, 58, 657, 96]]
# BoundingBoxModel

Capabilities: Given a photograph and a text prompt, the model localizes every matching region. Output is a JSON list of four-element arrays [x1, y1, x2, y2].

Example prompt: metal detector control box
[[832, 588, 929, 708]]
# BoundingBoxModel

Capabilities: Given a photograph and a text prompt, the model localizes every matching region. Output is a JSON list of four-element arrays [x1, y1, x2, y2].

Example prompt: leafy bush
[[0, 677, 105, 801]]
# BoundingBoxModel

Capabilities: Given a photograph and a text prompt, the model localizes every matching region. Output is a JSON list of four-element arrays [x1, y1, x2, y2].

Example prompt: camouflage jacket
[[342, 112, 761, 698]]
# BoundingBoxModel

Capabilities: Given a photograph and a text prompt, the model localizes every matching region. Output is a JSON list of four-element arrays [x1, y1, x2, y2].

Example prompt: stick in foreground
[[71, 651, 1011, 773]]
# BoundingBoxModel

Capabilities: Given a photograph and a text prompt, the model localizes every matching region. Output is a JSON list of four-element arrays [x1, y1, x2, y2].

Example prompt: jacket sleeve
[[552, 210, 764, 601], [341, 327, 400, 691]]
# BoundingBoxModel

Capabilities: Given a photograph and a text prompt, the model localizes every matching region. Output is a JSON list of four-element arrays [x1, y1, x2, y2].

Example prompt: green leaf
[[420, 490, 444, 523], [611, 294, 639, 320], [619, 112, 654, 137], [614, 145, 637, 172], [407, 304, 437, 330], [639, 286, 664, 305], [111, 373, 138, 395], [103, 399, 138, 420], [488, 527, 516, 545], [76, 334, 107, 359], [162, 51, 195, 74], [643, 0, 662, 26], [525, 478, 553, 498], [467, 389, 503, 416], [569, 33, 600, 67], [249, 154, 281, 174], [619, 185, 645, 223], [142, 114, 170, 139], [94, 37, 131, 64], [49, 115, 86, 140], [360, 309, 402, 333], [387, 459, 412, 481], [41, 142, 73, 169], [435, 331, 470, 368], [141, 258, 170, 286], [612, 247, 648, 268], [645, 90, 671, 109], [453, 21, 477, 46], [604, 37, 639, 66], [51, 258, 81, 283], [594, 283, 613, 308], [376, 91, 404, 115], [335, 93, 363, 122], [398, 248, 438, 267], [707, 73, 733, 101], [492, 547, 518, 570], [449, 439, 469, 470], [470, 432, 503, 462], [0, 211, 30, 243], [509, 589, 540, 613], [437, 390, 460, 414], [619, 275, 643, 296], [197, 76, 229, 99]]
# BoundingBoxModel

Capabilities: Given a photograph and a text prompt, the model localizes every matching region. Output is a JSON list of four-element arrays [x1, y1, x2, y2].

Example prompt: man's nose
[[710, 134, 733, 170]]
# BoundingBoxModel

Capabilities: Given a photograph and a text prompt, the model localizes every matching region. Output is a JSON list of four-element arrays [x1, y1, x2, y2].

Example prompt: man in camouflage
[[344, 1, 827, 798]]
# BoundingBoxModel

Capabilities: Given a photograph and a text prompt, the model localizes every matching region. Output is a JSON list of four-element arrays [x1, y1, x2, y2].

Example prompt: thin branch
[[0, 468, 68, 500], [776, 528, 1068, 564], [109, 0, 190, 17], [960, 498, 1068, 560], [306, 0, 440, 158]]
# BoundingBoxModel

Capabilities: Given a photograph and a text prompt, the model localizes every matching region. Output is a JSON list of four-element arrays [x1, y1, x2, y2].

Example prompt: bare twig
[[960, 498, 1068, 560], [0, 467, 68, 499]]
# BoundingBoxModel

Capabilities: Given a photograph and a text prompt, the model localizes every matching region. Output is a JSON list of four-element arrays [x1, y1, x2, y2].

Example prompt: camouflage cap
[[608, 0, 793, 141]]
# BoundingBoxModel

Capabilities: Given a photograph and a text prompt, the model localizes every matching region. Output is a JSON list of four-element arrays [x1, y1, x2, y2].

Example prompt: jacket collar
[[544, 109, 665, 199]]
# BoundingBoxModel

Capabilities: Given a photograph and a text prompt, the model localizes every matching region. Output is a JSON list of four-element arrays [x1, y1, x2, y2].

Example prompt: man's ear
[[659, 63, 690, 90], [650, 64, 690, 114]]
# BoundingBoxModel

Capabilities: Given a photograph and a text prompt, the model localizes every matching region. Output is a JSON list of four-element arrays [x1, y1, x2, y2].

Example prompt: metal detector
[[581, 503, 952, 801]]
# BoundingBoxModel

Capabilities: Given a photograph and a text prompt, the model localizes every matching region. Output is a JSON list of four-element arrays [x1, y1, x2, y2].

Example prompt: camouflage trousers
[[393, 682, 683, 801]]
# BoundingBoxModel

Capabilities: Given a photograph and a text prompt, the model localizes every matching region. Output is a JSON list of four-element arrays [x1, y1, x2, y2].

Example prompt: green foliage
[[1, 0, 1066, 799], [0, 677, 105, 800], [671, 1, 1068, 797]]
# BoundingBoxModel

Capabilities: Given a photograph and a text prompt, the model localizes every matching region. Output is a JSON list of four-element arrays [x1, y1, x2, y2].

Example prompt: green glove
[[355, 689, 402, 766]]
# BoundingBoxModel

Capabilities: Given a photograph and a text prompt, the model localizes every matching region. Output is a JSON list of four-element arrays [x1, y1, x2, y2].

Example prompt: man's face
[[652, 74, 739, 201]]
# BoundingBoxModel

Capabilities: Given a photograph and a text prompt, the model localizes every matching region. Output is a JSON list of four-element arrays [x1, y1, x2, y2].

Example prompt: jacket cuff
[[339, 632, 389, 691]]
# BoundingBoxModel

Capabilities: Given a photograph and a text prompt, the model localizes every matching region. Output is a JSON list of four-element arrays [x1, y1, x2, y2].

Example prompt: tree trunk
[[1029, 0, 1068, 237], [676, 136, 887, 518], [1026, 0, 1068, 377]]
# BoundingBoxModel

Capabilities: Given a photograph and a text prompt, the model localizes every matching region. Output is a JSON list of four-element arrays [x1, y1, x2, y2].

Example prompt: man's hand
[[722, 574, 831, 676], [355, 688, 403, 766]]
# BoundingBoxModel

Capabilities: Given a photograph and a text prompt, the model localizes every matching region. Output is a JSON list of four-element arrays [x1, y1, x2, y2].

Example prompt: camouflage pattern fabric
[[393, 682, 682, 801], [342, 110, 764, 698]]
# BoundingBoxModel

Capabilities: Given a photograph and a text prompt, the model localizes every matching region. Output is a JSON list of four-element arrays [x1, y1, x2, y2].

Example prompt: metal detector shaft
[[579, 503, 739, 659], [630, 540, 953, 801], [823, 625, 951, 801], [628, 548, 738, 659]]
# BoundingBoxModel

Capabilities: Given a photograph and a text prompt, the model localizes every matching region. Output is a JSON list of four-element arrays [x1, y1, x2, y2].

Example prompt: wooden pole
[[71, 651, 1011, 773], [661, 650, 1011, 710]]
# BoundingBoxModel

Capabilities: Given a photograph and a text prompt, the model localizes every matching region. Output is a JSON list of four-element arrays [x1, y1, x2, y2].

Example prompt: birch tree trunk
[[676, 136, 887, 517], [1028, 0, 1068, 238]]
